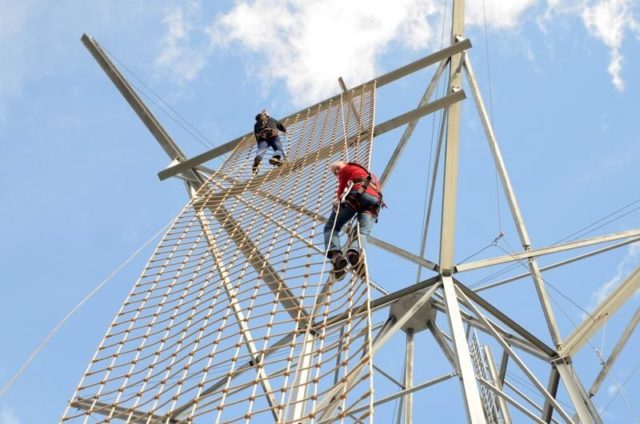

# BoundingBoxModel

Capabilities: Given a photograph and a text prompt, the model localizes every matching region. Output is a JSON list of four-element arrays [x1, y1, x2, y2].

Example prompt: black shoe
[[269, 156, 283, 166], [330, 253, 348, 280], [346, 250, 360, 267], [252, 157, 261, 173]]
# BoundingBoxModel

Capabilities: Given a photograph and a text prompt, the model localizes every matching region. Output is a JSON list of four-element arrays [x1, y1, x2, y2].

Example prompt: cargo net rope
[[63, 82, 378, 424]]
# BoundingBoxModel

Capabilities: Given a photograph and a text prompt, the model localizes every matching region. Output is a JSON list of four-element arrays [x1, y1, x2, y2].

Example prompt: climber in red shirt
[[324, 161, 384, 279]]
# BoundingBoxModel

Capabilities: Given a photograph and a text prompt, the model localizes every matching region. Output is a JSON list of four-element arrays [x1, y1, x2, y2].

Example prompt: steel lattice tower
[[63, 1, 640, 422]]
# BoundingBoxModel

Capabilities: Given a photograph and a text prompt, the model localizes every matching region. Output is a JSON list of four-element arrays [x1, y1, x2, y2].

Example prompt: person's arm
[[336, 169, 347, 200], [276, 120, 287, 133], [254, 122, 261, 142]]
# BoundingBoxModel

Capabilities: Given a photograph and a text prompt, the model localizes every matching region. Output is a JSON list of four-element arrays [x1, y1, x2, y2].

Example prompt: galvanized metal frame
[[72, 2, 640, 420]]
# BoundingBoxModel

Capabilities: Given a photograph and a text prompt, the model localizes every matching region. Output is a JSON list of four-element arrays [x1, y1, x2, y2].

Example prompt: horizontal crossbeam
[[69, 398, 172, 423], [157, 41, 471, 181], [455, 229, 640, 273]]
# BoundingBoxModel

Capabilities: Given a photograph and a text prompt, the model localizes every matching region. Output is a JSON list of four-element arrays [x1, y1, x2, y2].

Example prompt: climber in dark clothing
[[252, 110, 288, 173]]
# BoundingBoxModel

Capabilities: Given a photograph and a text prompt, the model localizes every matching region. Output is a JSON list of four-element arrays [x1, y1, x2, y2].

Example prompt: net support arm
[[463, 53, 564, 346], [588, 305, 640, 397], [81, 33, 204, 184], [69, 398, 171, 423], [200, 90, 466, 205], [204, 204, 311, 323], [455, 229, 640, 273], [558, 266, 640, 357], [195, 206, 280, 420], [157, 41, 471, 181]]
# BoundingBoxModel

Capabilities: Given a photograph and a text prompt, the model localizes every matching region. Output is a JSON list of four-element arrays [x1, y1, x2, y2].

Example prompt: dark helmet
[[255, 109, 269, 121]]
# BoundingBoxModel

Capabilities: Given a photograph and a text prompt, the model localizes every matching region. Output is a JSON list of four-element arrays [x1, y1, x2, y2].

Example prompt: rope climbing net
[[63, 82, 378, 423]]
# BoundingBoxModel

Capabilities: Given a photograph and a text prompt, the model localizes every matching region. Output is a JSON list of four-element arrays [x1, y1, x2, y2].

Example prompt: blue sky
[[1, 0, 639, 422]]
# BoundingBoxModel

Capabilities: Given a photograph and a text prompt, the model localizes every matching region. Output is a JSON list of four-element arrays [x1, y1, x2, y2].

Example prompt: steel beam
[[455, 286, 573, 423], [404, 329, 415, 423], [484, 346, 512, 424], [588, 306, 640, 397], [559, 267, 640, 357], [541, 367, 560, 423], [81, 33, 204, 185], [555, 361, 603, 423], [477, 379, 547, 424], [69, 397, 169, 423], [312, 283, 442, 420], [456, 229, 640, 273], [157, 40, 472, 180], [442, 276, 487, 423], [320, 277, 441, 330], [428, 322, 459, 368], [454, 279, 557, 359], [345, 373, 458, 417], [475, 237, 640, 292], [194, 205, 279, 420], [463, 54, 562, 347], [379, 58, 448, 187], [430, 300, 552, 360], [206, 205, 310, 323]]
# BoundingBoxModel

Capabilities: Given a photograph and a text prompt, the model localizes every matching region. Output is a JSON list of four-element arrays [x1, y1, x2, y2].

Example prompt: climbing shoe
[[252, 157, 261, 174], [269, 155, 283, 166], [346, 250, 360, 267], [330, 253, 348, 280]]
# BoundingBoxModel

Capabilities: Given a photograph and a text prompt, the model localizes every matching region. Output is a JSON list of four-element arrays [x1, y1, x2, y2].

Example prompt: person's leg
[[346, 193, 378, 262], [268, 136, 285, 165], [271, 136, 285, 159], [323, 203, 356, 257], [253, 140, 269, 172]]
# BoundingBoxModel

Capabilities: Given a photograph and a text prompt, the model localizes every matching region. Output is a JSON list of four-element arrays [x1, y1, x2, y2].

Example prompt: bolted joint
[[440, 267, 453, 277]]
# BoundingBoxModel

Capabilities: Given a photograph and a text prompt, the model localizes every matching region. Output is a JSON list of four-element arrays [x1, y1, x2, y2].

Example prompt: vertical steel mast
[[438, 1, 487, 422], [65, 0, 640, 420]]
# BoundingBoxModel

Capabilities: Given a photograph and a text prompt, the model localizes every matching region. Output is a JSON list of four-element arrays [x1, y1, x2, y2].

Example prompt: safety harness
[[257, 126, 279, 140], [341, 162, 386, 219]]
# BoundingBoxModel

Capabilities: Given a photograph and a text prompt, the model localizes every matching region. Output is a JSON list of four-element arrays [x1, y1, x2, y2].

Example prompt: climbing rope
[[3, 217, 172, 397], [63, 82, 378, 424]]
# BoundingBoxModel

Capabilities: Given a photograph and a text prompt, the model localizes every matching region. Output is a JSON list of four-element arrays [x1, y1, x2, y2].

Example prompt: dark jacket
[[254, 117, 287, 142]]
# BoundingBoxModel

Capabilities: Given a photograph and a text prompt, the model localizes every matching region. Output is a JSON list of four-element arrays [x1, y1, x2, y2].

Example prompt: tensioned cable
[[554, 198, 640, 245], [0, 218, 173, 396], [468, 199, 640, 289], [414, 0, 449, 282], [491, 242, 595, 318], [339, 90, 351, 162], [102, 46, 215, 150], [488, 240, 636, 404], [62, 84, 377, 423], [600, 357, 640, 419], [480, 0, 503, 236]]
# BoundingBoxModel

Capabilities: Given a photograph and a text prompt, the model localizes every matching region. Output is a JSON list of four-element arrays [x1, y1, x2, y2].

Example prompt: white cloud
[[581, 0, 639, 91], [154, 2, 207, 84], [0, 404, 20, 424], [589, 242, 640, 310], [197, 0, 639, 105], [209, 0, 442, 106], [466, 0, 538, 29], [0, 1, 35, 125]]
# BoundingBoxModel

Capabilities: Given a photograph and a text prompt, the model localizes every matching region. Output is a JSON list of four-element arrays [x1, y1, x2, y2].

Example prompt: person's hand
[[332, 200, 340, 212]]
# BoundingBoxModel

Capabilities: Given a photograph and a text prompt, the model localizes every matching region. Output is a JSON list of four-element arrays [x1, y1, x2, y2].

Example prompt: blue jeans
[[255, 136, 284, 160], [324, 192, 379, 256]]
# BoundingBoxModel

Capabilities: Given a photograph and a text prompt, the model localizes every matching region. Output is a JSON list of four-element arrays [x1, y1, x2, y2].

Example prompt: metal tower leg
[[404, 329, 415, 424]]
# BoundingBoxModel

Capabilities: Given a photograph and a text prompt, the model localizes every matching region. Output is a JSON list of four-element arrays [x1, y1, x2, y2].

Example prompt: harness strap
[[257, 127, 279, 140]]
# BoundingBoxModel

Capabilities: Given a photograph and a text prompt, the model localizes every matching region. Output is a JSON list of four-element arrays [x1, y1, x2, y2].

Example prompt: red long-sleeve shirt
[[335, 163, 381, 200]]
